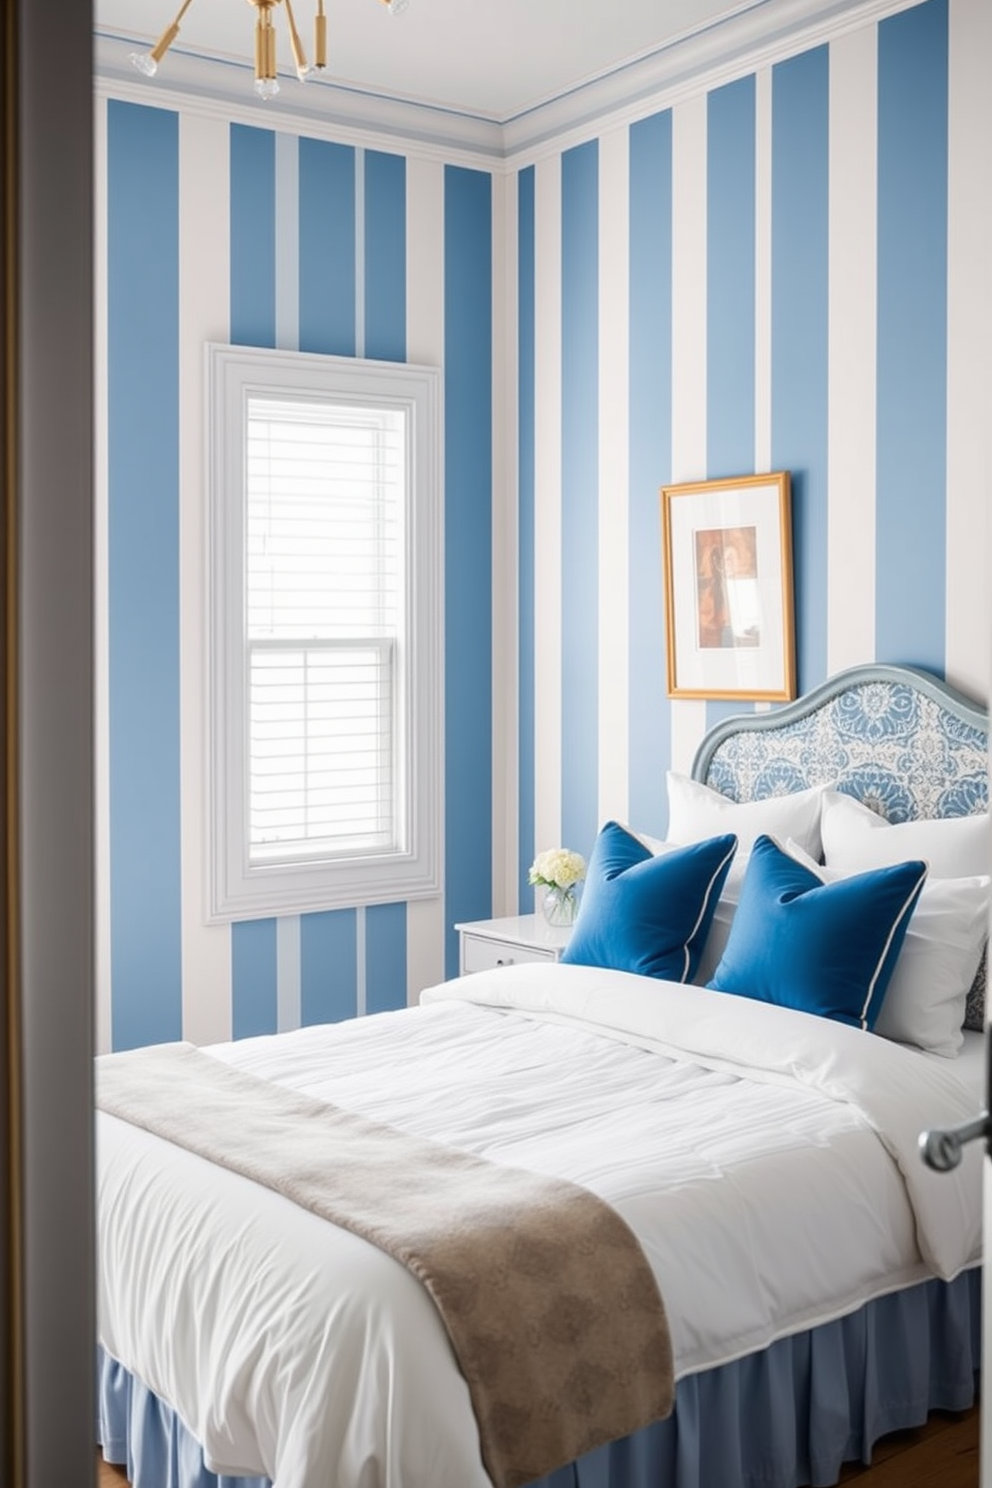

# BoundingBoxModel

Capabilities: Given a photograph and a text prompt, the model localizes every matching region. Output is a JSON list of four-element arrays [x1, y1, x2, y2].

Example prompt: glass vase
[[542, 884, 578, 928]]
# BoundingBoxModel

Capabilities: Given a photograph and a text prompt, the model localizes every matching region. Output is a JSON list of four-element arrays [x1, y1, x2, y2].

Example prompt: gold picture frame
[[661, 471, 796, 701]]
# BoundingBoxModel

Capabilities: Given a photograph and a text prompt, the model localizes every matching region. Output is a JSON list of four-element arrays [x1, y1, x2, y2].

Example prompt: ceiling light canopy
[[129, 0, 410, 100]]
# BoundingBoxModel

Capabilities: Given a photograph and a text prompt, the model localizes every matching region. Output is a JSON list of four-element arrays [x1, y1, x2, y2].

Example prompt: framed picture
[[661, 471, 796, 701]]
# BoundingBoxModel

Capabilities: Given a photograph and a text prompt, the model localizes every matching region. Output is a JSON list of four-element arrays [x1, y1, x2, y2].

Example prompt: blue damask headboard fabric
[[691, 663, 990, 1031], [692, 665, 988, 823]]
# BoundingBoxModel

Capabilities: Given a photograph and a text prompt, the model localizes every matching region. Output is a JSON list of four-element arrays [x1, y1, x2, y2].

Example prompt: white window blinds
[[245, 397, 406, 864], [208, 344, 440, 921]]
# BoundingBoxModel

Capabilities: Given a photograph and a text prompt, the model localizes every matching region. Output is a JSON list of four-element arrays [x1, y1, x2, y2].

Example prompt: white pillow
[[786, 836, 989, 1058], [667, 772, 826, 893], [821, 790, 991, 877]]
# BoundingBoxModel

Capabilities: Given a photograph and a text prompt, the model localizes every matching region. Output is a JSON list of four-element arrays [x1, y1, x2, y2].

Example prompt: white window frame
[[207, 342, 443, 921]]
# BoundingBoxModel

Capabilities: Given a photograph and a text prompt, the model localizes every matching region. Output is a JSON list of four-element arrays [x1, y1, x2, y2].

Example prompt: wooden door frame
[[2, 3, 95, 1484]]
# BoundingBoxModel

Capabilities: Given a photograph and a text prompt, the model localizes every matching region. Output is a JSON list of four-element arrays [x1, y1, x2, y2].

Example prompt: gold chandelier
[[130, 0, 410, 101]]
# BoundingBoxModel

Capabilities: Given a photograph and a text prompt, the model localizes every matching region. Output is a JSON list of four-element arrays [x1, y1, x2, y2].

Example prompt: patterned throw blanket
[[97, 1042, 674, 1488]]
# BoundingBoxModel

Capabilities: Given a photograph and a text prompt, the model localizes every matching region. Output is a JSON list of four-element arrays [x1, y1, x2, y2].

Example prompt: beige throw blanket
[[97, 1041, 674, 1488]]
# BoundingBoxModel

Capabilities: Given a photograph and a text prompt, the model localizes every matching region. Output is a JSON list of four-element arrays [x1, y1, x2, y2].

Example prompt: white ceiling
[[95, 0, 756, 122]]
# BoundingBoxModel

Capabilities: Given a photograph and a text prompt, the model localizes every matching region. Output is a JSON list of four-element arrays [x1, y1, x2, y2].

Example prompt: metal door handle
[[919, 1113, 991, 1172]]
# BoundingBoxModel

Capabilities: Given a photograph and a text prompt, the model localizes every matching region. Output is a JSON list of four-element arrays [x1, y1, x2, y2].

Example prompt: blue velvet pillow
[[561, 822, 737, 981], [707, 834, 928, 1029]]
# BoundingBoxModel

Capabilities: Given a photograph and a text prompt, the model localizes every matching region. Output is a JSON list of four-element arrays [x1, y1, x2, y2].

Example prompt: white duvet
[[97, 963, 983, 1488]]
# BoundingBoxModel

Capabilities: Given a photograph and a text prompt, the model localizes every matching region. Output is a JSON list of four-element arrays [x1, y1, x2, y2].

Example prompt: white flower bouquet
[[528, 847, 586, 891], [529, 847, 586, 928]]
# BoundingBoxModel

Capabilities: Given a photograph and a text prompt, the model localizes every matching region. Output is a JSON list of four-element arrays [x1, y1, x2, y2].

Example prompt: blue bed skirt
[[97, 1269, 980, 1488]]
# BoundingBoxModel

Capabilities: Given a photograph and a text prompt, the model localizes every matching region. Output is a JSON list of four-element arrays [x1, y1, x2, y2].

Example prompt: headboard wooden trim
[[692, 663, 988, 791]]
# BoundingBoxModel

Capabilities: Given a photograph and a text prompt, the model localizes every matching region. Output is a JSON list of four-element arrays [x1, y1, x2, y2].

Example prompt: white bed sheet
[[96, 964, 984, 1488]]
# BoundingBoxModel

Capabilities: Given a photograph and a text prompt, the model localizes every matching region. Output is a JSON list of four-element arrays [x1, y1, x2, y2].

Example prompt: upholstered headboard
[[691, 663, 989, 1033], [692, 663, 988, 824]]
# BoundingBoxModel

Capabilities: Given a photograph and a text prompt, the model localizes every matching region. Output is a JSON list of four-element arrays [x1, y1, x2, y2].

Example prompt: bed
[[96, 662, 989, 1488]]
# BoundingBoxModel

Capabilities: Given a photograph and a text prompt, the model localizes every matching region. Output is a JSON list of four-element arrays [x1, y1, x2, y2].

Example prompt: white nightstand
[[454, 914, 572, 976]]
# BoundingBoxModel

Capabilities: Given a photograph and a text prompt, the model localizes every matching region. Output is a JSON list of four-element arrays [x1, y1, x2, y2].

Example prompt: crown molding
[[502, 0, 921, 162], [95, 0, 923, 169], [94, 33, 505, 164]]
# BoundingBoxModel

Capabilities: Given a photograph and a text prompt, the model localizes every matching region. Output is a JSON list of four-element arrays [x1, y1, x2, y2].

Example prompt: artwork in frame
[[661, 471, 796, 702]]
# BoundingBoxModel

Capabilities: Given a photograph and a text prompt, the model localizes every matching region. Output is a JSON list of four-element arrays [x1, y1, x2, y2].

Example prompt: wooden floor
[[837, 1407, 978, 1486], [95, 1405, 979, 1487]]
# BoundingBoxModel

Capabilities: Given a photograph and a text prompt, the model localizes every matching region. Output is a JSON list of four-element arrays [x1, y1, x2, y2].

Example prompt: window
[[208, 344, 442, 920]]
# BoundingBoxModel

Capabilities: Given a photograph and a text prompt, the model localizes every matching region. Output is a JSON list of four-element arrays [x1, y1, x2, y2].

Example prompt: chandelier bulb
[[388, 0, 409, 15], [129, 50, 159, 77], [254, 76, 281, 100], [128, 1, 191, 78]]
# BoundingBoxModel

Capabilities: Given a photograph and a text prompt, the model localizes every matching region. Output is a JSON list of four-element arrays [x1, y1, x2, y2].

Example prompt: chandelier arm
[[253, 3, 278, 85], [283, 0, 311, 78], [149, 0, 197, 63]]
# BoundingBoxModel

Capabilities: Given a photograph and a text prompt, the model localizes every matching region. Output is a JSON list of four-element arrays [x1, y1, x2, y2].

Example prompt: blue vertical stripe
[[232, 919, 278, 1039], [628, 112, 674, 836], [364, 150, 406, 362], [707, 76, 757, 732], [771, 47, 830, 696], [517, 167, 536, 906], [229, 122, 279, 1032], [301, 910, 358, 1024], [875, 0, 948, 675], [365, 903, 407, 1014], [560, 142, 599, 860], [107, 101, 183, 1052], [299, 138, 356, 357], [444, 166, 493, 977], [230, 125, 276, 348], [708, 76, 756, 479]]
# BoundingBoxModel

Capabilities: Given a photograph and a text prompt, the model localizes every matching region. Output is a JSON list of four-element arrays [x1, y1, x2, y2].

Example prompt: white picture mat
[[668, 480, 788, 694]]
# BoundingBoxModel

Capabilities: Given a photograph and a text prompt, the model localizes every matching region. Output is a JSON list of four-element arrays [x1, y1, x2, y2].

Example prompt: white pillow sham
[[821, 790, 990, 877], [786, 836, 989, 1058], [666, 772, 826, 893]]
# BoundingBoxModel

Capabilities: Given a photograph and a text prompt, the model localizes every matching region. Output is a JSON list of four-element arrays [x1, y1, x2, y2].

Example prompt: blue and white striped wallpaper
[[518, 0, 989, 900], [96, 106, 495, 1050], [96, 0, 990, 1051]]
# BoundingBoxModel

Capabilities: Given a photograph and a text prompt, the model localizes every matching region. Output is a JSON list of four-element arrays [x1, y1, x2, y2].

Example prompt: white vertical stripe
[[273, 131, 304, 1017], [670, 701, 708, 776], [670, 95, 709, 770], [354, 148, 367, 1010], [946, 0, 992, 703], [274, 131, 299, 354], [276, 915, 301, 1031], [597, 126, 630, 826], [94, 95, 112, 1057], [178, 112, 234, 1046], [754, 67, 773, 475], [355, 146, 366, 360], [355, 906, 367, 1016], [533, 155, 563, 883], [827, 26, 878, 675], [491, 168, 518, 916], [405, 155, 446, 1002], [671, 95, 707, 483]]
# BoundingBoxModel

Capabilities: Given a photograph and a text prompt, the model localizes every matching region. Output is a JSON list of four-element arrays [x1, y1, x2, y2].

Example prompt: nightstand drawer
[[461, 935, 559, 975], [455, 914, 571, 976]]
